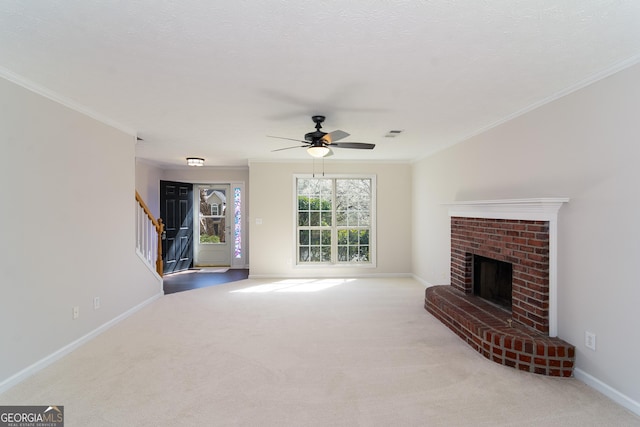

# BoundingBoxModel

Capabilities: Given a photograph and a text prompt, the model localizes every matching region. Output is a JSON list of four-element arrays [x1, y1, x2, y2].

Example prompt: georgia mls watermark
[[0, 406, 64, 427]]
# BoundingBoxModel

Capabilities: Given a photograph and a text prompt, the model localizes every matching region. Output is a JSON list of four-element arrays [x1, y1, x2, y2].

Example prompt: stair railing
[[135, 191, 164, 277]]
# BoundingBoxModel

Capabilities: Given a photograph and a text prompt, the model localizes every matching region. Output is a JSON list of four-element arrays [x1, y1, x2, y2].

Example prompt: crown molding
[[0, 66, 136, 137]]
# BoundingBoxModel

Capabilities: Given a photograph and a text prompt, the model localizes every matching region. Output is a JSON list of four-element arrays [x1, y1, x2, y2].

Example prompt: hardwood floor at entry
[[163, 269, 249, 294]]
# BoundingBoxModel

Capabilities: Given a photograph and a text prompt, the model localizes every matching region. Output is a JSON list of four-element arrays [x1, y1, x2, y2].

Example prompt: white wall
[[412, 63, 640, 408], [0, 77, 162, 386], [249, 161, 412, 277], [161, 166, 249, 185], [134, 161, 249, 221], [135, 159, 163, 216]]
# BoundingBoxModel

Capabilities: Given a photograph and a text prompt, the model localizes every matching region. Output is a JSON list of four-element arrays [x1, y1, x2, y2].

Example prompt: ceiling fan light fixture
[[186, 157, 205, 167], [307, 145, 330, 158]]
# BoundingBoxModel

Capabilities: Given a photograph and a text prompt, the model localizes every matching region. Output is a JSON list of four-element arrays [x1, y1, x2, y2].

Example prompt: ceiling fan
[[268, 115, 375, 158]]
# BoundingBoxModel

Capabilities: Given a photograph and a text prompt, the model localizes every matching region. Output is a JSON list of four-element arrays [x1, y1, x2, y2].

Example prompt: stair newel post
[[156, 218, 164, 277]]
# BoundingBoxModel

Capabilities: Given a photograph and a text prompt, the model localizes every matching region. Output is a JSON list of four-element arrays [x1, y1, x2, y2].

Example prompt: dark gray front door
[[160, 180, 193, 274]]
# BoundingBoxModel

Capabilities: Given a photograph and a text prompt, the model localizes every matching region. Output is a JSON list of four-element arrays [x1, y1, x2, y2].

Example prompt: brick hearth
[[425, 285, 575, 377]]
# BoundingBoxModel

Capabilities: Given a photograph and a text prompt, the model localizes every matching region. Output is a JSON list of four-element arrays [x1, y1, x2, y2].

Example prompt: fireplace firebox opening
[[472, 254, 512, 311]]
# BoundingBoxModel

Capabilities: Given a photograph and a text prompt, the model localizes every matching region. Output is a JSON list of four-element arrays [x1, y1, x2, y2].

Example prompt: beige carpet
[[1, 278, 638, 426]]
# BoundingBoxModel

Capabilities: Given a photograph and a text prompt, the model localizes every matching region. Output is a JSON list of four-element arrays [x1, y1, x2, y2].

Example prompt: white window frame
[[293, 174, 376, 268]]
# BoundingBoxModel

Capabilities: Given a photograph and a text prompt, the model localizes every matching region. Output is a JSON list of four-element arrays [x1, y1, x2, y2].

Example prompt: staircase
[[135, 191, 164, 277]]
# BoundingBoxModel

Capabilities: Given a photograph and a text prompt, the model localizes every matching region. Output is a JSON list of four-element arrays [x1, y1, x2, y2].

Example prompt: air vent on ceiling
[[385, 130, 403, 138]]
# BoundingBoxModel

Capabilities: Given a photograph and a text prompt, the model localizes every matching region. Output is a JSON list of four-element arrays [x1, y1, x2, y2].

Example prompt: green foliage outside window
[[298, 196, 332, 226], [200, 234, 220, 244]]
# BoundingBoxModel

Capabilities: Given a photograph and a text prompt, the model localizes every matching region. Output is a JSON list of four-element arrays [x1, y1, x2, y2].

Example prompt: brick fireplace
[[424, 199, 576, 377], [451, 217, 550, 333]]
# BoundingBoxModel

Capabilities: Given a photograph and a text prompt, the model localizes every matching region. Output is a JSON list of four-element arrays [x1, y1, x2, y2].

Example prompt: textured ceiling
[[2, 1, 640, 167]]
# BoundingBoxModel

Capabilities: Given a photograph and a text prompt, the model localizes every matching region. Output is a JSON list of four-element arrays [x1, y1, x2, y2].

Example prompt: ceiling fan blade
[[323, 130, 350, 144], [271, 145, 306, 152], [267, 135, 308, 144], [330, 142, 375, 150]]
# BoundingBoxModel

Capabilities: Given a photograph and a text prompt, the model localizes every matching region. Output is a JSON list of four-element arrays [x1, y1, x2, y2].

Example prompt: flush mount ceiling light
[[186, 157, 205, 167], [306, 144, 331, 158]]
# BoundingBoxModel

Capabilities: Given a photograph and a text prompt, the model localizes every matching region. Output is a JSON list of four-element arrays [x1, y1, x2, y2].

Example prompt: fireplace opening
[[473, 254, 512, 311]]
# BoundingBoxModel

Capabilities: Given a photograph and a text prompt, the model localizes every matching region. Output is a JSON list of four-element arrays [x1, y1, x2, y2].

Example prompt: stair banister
[[135, 191, 164, 277]]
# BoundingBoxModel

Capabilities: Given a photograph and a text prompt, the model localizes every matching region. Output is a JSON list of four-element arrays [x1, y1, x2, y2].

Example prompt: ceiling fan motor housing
[[304, 130, 327, 142], [305, 115, 327, 142]]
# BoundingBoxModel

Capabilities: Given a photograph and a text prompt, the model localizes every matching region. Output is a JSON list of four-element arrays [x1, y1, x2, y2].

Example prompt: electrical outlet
[[72, 306, 79, 320], [585, 331, 596, 351], [93, 297, 100, 310]]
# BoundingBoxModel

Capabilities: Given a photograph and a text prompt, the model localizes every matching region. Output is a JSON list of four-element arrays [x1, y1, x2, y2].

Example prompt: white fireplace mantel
[[445, 198, 569, 337], [446, 198, 570, 221]]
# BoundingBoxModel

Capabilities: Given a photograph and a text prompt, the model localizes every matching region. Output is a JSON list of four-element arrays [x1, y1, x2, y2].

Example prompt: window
[[199, 189, 226, 244], [233, 185, 242, 259], [295, 175, 375, 266]]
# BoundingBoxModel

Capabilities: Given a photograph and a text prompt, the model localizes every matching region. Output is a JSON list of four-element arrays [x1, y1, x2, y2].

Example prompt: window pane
[[310, 211, 320, 226], [298, 212, 309, 226], [320, 196, 332, 211], [310, 230, 320, 245], [199, 188, 221, 244], [349, 246, 358, 261], [360, 246, 369, 260], [321, 212, 332, 226], [299, 247, 309, 262], [297, 179, 309, 194], [359, 211, 370, 226], [310, 247, 320, 262], [337, 229, 348, 244], [338, 246, 348, 261], [309, 197, 320, 210], [321, 230, 331, 245], [321, 246, 331, 262], [298, 196, 309, 210], [299, 230, 309, 245], [348, 211, 358, 226]]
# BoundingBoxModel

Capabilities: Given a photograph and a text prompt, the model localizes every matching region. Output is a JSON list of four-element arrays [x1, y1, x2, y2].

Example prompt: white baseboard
[[247, 273, 413, 280], [573, 368, 640, 417], [0, 292, 163, 394], [412, 274, 438, 288], [230, 264, 249, 269]]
